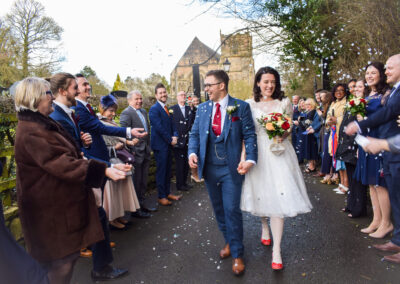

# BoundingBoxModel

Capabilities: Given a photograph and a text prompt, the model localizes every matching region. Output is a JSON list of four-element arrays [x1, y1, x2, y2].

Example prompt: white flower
[[169, 109, 174, 114]]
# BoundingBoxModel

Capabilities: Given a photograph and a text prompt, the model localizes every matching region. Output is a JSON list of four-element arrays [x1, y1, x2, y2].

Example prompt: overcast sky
[[0, 0, 274, 86]]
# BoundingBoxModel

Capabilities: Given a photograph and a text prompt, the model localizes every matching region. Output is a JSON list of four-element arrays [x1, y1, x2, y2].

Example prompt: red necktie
[[71, 112, 79, 129], [86, 103, 96, 116], [212, 103, 221, 136], [164, 106, 170, 116]]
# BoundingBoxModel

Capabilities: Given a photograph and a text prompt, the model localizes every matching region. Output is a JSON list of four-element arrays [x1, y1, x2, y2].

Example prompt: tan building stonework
[[170, 32, 254, 101]]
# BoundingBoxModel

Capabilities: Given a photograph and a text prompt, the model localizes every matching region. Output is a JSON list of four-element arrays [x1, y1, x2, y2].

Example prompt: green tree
[[0, 20, 21, 87], [80, 65, 97, 78], [112, 73, 127, 91], [6, 0, 63, 77]]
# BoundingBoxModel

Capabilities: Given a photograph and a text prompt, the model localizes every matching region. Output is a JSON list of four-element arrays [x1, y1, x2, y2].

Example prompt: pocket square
[[232, 116, 240, 122]]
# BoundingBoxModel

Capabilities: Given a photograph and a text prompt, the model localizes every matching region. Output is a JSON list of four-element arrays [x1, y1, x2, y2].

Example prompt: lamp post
[[223, 58, 231, 73]]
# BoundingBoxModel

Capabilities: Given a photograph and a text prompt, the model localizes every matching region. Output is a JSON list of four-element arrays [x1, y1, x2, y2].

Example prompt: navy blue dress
[[295, 111, 307, 162], [354, 94, 386, 186], [303, 110, 319, 160]]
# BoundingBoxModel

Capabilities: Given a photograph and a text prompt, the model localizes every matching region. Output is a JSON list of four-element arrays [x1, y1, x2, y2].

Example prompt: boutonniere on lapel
[[169, 109, 174, 115], [227, 101, 240, 122]]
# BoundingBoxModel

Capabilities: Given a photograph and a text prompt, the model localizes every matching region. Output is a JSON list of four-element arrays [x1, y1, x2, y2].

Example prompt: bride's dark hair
[[253, 66, 285, 102]]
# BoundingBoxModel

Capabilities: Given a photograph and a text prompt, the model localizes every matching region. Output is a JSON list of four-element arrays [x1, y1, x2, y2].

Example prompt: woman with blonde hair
[[303, 98, 322, 172], [14, 77, 127, 283]]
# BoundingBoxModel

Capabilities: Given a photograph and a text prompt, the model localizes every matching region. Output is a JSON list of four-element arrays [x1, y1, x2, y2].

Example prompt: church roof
[[176, 37, 220, 67]]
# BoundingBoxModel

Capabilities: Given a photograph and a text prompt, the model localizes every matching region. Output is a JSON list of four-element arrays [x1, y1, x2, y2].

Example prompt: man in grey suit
[[120, 90, 157, 215]]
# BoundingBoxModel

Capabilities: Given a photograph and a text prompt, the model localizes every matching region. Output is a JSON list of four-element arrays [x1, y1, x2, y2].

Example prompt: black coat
[[336, 111, 358, 165], [171, 104, 195, 148]]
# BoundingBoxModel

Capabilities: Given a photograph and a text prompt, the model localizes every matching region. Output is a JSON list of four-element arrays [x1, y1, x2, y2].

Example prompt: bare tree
[[6, 0, 63, 77]]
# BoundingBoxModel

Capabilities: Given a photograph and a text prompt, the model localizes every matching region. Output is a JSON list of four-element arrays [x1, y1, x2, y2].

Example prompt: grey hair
[[127, 90, 142, 100]]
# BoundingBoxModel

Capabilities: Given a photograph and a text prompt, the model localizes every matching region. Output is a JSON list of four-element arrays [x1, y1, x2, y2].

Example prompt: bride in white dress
[[240, 67, 312, 270]]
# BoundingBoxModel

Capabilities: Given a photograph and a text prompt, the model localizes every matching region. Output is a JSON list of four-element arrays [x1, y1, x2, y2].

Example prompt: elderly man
[[346, 54, 400, 264], [171, 91, 194, 191], [120, 90, 156, 216]]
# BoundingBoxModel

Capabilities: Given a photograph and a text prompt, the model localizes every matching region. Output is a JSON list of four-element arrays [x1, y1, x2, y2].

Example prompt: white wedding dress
[[241, 97, 313, 218]]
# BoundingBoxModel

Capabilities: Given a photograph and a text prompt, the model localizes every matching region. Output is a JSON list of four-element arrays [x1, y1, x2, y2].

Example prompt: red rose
[[350, 100, 355, 106], [360, 99, 366, 103], [282, 121, 290, 130]]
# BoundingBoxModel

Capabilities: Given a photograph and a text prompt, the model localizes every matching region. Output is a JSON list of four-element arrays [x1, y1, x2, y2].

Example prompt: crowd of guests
[[3, 54, 400, 283], [4, 73, 201, 284], [292, 54, 400, 264]]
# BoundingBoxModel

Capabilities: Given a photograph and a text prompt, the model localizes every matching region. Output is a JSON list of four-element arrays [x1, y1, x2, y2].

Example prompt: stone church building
[[170, 32, 255, 101]]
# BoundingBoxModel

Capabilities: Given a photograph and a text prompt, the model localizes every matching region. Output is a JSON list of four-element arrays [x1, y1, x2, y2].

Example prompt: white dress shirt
[[178, 103, 186, 118]]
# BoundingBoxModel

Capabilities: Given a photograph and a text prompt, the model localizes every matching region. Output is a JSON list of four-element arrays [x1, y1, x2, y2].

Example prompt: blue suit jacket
[[149, 102, 178, 151], [50, 104, 82, 148], [72, 100, 126, 162], [50, 103, 109, 165], [188, 95, 258, 184], [359, 87, 400, 162], [311, 111, 322, 140]]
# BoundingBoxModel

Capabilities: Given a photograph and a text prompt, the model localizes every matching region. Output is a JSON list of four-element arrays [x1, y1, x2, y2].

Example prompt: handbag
[[109, 148, 132, 176], [116, 148, 135, 164]]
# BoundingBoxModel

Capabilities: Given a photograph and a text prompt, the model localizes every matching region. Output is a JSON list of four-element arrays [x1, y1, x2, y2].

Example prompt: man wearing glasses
[[188, 70, 257, 275]]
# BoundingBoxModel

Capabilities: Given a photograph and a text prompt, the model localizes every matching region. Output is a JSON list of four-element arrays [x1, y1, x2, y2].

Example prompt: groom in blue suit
[[188, 70, 257, 275]]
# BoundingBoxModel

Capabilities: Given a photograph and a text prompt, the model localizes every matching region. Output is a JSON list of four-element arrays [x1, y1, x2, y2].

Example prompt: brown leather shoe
[[373, 241, 400, 253], [219, 244, 231, 259], [167, 194, 182, 201], [80, 248, 92, 258], [158, 198, 172, 206], [384, 252, 400, 264], [232, 258, 245, 276]]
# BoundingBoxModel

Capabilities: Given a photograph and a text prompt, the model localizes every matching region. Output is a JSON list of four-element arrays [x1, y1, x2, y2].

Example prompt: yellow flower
[[266, 123, 275, 131]]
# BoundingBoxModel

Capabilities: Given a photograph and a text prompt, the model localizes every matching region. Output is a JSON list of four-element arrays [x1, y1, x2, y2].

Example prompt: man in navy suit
[[149, 83, 182, 206], [188, 70, 257, 275], [291, 95, 300, 157], [171, 91, 195, 191], [346, 54, 400, 264], [73, 74, 147, 281], [48, 73, 93, 157], [48, 73, 134, 281]]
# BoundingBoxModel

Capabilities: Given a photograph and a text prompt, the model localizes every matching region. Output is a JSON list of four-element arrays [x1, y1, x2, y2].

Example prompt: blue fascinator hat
[[100, 94, 118, 110]]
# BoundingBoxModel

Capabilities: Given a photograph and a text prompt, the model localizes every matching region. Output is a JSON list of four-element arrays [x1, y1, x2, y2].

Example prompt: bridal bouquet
[[257, 112, 291, 139], [345, 97, 367, 117], [257, 112, 291, 156]]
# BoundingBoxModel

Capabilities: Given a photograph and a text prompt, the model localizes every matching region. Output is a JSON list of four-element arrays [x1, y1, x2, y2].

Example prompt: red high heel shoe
[[271, 262, 283, 270], [271, 252, 283, 270], [261, 238, 271, 246]]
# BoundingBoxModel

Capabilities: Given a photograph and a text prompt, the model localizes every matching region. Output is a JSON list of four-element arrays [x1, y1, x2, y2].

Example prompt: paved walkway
[[72, 172, 400, 283]]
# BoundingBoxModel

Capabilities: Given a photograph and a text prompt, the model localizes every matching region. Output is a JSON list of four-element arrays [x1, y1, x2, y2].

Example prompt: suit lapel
[[224, 95, 234, 141], [204, 100, 213, 134], [54, 104, 80, 138]]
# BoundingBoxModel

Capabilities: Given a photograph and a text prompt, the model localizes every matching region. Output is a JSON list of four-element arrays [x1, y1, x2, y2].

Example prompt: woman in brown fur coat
[[14, 77, 127, 284]]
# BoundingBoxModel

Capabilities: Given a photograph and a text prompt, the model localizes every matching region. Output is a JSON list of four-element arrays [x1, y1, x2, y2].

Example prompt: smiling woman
[[13, 77, 128, 284]]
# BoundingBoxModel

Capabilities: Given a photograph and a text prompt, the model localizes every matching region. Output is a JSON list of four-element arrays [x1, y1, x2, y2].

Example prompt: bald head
[[177, 91, 186, 106], [386, 54, 400, 85], [292, 95, 300, 105]]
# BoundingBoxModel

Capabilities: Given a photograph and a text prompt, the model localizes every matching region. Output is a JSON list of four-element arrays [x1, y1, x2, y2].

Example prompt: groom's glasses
[[204, 82, 222, 89]]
